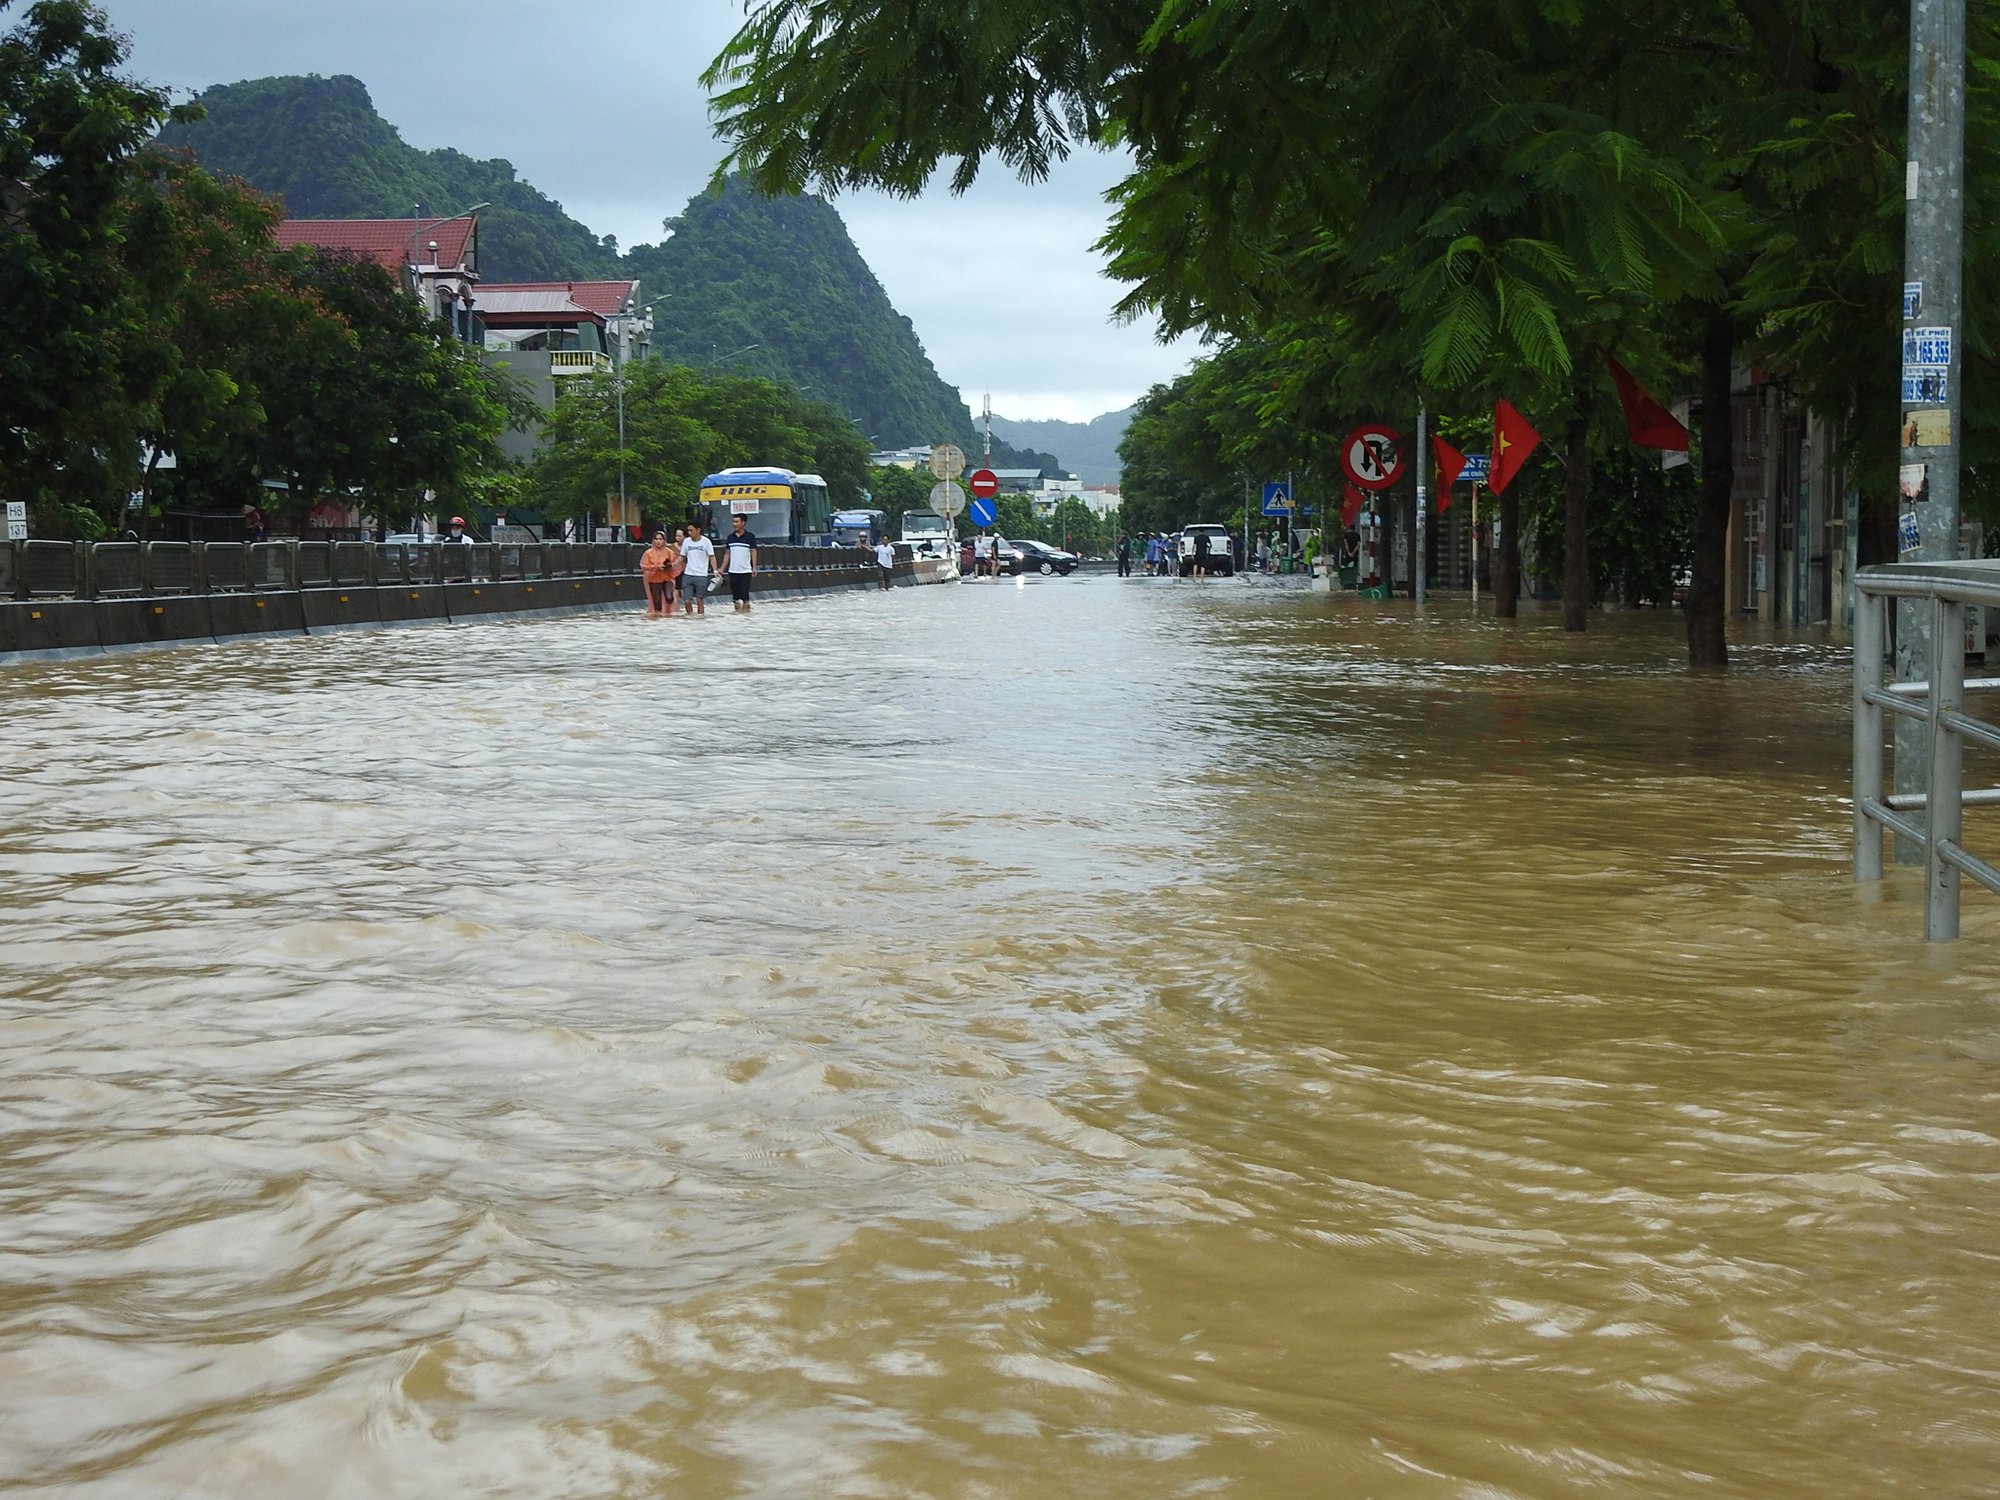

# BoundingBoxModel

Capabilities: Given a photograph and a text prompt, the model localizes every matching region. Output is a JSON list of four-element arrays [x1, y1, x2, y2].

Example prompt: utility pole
[[1894, 0, 1968, 845]]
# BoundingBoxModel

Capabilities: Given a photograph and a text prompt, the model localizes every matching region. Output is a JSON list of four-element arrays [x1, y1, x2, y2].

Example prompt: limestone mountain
[[621, 181, 981, 455], [154, 75, 618, 283]]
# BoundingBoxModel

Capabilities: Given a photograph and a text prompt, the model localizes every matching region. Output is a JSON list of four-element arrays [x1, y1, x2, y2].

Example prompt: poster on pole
[[1901, 327, 1952, 404]]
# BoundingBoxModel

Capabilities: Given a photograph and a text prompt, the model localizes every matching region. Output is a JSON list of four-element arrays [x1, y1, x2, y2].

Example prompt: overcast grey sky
[[104, 0, 1195, 422]]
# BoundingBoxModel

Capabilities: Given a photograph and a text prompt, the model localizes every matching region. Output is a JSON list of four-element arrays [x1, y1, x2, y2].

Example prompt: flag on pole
[[1487, 400, 1542, 495], [1431, 435, 1465, 509], [1341, 482, 1365, 527], [1599, 348, 1689, 451]]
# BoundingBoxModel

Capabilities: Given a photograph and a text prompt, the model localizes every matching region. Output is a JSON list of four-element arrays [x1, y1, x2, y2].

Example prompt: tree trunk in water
[[1495, 489, 1522, 618], [1563, 415, 1589, 632], [1686, 304, 1734, 669]]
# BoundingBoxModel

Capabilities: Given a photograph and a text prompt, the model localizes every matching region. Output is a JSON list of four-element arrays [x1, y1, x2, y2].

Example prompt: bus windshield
[[697, 467, 832, 545]]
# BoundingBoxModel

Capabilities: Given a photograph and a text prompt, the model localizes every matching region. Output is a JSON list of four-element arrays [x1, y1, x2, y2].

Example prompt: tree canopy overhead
[[709, 0, 1999, 664]]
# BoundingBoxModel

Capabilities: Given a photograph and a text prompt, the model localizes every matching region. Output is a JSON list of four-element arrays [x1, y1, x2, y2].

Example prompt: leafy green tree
[[716, 0, 1996, 667], [1047, 496, 1105, 555], [194, 249, 517, 524], [133, 157, 338, 523], [528, 362, 874, 529], [994, 495, 1035, 537], [0, 0, 186, 535]]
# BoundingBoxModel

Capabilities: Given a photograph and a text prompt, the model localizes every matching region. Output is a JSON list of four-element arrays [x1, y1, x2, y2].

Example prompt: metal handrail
[[1854, 559, 2000, 939]]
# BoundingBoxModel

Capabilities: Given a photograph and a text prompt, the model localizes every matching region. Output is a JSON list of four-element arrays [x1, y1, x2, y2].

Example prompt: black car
[[1009, 538, 1078, 575]]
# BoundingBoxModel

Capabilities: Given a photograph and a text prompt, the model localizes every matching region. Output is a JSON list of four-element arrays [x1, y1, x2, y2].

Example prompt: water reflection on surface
[[2, 578, 1997, 1497]]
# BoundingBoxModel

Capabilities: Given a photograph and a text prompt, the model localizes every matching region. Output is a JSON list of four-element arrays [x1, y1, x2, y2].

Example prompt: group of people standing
[[638, 515, 760, 618]]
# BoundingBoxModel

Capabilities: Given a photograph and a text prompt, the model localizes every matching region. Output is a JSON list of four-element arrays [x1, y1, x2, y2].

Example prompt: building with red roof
[[276, 213, 482, 340]]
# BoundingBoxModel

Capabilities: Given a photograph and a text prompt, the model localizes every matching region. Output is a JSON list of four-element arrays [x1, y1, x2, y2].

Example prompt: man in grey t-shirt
[[677, 520, 715, 615]]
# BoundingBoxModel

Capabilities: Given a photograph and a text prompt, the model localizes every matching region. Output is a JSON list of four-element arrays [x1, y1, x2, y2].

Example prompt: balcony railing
[[548, 351, 613, 376]]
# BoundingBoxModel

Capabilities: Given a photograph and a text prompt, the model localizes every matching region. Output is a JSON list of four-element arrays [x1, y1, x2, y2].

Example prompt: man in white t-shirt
[[874, 537, 895, 590], [677, 519, 715, 615], [972, 532, 993, 578], [723, 514, 758, 612]]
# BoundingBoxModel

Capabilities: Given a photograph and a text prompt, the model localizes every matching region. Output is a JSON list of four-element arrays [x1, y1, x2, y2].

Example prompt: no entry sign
[[968, 468, 1000, 499], [1341, 424, 1404, 491]]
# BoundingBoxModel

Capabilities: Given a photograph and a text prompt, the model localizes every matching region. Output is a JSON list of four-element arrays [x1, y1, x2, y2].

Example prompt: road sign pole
[[1471, 484, 1480, 608], [1415, 405, 1428, 608], [1894, 0, 1967, 848]]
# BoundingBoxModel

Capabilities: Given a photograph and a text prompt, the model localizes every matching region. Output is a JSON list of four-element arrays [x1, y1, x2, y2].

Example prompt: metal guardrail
[[0, 537, 655, 601], [1854, 559, 2000, 940], [0, 536, 899, 611]]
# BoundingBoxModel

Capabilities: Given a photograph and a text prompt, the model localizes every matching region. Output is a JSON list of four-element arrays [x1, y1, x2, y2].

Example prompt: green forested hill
[[622, 182, 977, 453], [154, 76, 619, 283], [153, 75, 1029, 455]]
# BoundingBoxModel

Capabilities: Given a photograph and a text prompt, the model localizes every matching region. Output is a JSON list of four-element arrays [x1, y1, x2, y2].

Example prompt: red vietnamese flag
[[1431, 435, 1465, 511], [1599, 347, 1689, 451], [1341, 482, 1365, 527], [1487, 400, 1542, 496]]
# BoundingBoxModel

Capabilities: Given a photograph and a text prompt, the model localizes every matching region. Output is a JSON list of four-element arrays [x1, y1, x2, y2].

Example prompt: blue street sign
[[1261, 481, 1293, 516], [968, 497, 997, 528], [1459, 454, 1490, 484]]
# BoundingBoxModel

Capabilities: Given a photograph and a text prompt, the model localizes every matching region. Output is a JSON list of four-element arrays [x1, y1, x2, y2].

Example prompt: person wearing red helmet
[[444, 516, 475, 544]]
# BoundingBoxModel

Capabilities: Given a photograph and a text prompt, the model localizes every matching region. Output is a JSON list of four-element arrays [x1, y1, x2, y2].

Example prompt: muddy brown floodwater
[[3, 576, 1999, 1498]]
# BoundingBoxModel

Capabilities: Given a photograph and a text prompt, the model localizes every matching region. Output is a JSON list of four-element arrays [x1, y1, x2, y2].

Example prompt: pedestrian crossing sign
[[1261, 482, 1293, 516]]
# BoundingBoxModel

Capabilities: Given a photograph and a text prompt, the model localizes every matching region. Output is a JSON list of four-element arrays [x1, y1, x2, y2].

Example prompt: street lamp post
[[612, 297, 665, 533]]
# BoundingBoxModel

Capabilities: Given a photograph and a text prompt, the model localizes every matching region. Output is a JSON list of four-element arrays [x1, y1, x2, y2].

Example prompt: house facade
[[471, 281, 648, 462]]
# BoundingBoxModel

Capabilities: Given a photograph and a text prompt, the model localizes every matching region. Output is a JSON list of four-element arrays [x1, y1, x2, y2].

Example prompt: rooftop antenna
[[982, 392, 992, 461]]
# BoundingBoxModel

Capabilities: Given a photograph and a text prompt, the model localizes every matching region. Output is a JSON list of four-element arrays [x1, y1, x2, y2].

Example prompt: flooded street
[[3, 577, 1999, 1497]]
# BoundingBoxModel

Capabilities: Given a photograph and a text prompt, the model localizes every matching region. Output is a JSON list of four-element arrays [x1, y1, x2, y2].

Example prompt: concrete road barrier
[[208, 592, 306, 640], [0, 599, 102, 656], [96, 595, 216, 650], [1, 539, 924, 667], [377, 585, 449, 625], [302, 587, 385, 635]]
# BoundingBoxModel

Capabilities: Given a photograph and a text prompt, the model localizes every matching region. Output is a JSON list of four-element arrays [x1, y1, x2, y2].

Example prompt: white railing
[[548, 351, 612, 376], [1854, 559, 2000, 939]]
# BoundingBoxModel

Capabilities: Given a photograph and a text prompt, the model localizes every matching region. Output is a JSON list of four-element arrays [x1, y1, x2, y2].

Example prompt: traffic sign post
[[929, 443, 966, 480], [1341, 424, 1404, 491], [4, 500, 24, 542], [929, 480, 966, 517]]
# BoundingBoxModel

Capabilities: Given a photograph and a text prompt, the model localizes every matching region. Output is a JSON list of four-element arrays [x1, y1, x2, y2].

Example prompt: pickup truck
[[1177, 524, 1235, 576]]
